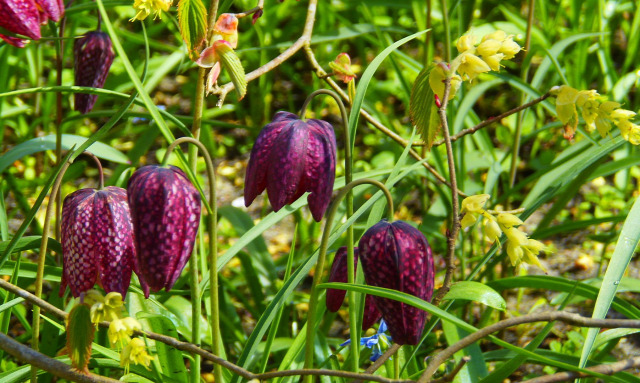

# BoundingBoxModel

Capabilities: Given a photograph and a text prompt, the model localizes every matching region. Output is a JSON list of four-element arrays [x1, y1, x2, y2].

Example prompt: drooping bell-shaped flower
[[359, 220, 435, 345], [74, 31, 115, 114], [127, 165, 201, 298], [0, 0, 41, 47], [60, 187, 136, 298], [244, 111, 337, 222], [326, 247, 382, 330]]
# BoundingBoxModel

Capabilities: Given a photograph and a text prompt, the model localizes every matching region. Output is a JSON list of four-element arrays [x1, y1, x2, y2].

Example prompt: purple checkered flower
[[244, 111, 337, 222], [127, 165, 201, 298], [60, 187, 136, 298], [0, 0, 41, 47], [359, 220, 435, 345], [326, 246, 381, 330], [74, 31, 114, 114]]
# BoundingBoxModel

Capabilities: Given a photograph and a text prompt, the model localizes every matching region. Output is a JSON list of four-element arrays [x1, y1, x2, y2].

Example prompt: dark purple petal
[[362, 294, 382, 330], [359, 220, 434, 345], [60, 187, 136, 298], [128, 165, 201, 297], [35, 0, 63, 22], [74, 31, 114, 114], [0, 0, 41, 41], [266, 120, 309, 211], [244, 112, 337, 221], [244, 118, 295, 207], [304, 127, 336, 221], [326, 247, 356, 312]]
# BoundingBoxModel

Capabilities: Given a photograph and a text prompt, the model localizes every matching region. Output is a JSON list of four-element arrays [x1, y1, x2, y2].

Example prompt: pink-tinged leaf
[[66, 304, 94, 374]]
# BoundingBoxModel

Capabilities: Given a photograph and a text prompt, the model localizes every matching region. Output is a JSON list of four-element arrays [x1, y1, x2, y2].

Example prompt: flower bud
[[74, 31, 115, 114]]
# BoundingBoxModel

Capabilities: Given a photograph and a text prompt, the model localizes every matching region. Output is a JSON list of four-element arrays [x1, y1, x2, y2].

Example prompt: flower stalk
[[299, 88, 361, 368], [162, 137, 218, 383], [303, 178, 394, 380]]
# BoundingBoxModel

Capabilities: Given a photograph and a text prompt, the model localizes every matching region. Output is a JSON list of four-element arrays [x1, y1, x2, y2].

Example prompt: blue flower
[[340, 320, 392, 361]]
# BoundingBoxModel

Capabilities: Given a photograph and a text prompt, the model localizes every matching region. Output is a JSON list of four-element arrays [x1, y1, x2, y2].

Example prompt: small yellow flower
[[104, 292, 124, 309], [452, 51, 491, 81], [121, 338, 154, 373], [482, 53, 504, 72], [496, 213, 523, 230], [482, 30, 507, 42], [130, 0, 172, 21], [483, 216, 502, 243], [476, 39, 502, 57], [506, 240, 524, 266], [619, 121, 640, 145], [109, 319, 131, 348], [461, 194, 490, 214], [428, 64, 461, 101], [456, 34, 476, 53], [461, 212, 479, 229], [90, 303, 106, 325], [499, 36, 521, 59], [610, 109, 636, 121], [83, 290, 104, 307]]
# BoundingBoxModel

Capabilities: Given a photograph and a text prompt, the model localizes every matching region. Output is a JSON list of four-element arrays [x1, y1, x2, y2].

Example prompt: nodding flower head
[[60, 187, 136, 298], [244, 111, 337, 222], [326, 247, 382, 330], [358, 220, 435, 345], [127, 165, 201, 298], [74, 31, 115, 114]]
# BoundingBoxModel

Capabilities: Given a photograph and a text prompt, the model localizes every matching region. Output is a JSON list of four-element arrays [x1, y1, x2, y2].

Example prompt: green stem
[[30, 159, 71, 382], [299, 89, 360, 370], [439, 0, 451, 63], [303, 179, 394, 382], [163, 138, 218, 383], [508, 0, 535, 188]]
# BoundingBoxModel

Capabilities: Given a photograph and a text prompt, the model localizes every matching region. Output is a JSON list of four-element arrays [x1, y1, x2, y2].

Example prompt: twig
[[430, 356, 469, 383], [0, 332, 120, 383], [234, 0, 264, 18], [433, 76, 458, 305], [417, 311, 640, 383], [0, 279, 412, 383], [302, 44, 466, 197], [212, 0, 318, 105], [520, 356, 640, 383], [429, 92, 552, 147]]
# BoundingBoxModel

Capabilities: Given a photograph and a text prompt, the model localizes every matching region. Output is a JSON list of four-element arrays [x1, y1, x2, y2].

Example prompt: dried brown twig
[[417, 311, 640, 383], [521, 356, 640, 383], [0, 278, 411, 383]]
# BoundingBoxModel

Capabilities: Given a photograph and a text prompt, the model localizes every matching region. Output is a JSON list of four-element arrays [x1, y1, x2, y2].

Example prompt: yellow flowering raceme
[[430, 30, 522, 97], [552, 85, 640, 144], [130, 0, 172, 20]]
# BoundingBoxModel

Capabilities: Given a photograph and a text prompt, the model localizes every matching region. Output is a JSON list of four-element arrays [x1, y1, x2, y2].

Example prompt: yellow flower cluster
[[130, 0, 172, 21], [429, 30, 522, 100], [86, 291, 154, 372], [552, 85, 640, 144], [460, 194, 547, 270]]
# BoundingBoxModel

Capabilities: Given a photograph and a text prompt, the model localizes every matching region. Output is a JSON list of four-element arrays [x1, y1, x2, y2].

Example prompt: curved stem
[[300, 88, 361, 371], [162, 137, 219, 383], [304, 179, 394, 381], [31, 159, 72, 382], [81, 151, 104, 190]]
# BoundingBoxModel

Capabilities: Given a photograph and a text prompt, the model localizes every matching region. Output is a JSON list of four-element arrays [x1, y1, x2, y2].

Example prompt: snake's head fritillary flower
[[244, 111, 337, 222], [326, 247, 382, 330], [359, 220, 435, 345], [127, 165, 201, 298], [0, 0, 41, 46], [74, 31, 115, 114], [60, 187, 136, 298]]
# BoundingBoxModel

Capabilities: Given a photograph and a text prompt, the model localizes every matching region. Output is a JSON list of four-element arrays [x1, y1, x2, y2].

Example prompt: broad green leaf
[[0, 236, 62, 255], [579, 196, 640, 368], [177, 0, 207, 60], [66, 304, 94, 373], [409, 66, 441, 148], [442, 281, 506, 311], [217, 43, 247, 100], [0, 134, 129, 173]]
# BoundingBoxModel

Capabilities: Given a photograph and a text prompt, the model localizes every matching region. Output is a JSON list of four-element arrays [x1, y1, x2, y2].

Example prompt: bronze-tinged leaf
[[178, 0, 207, 60], [66, 303, 95, 374], [216, 42, 247, 100], [410, 66, 442, 149]]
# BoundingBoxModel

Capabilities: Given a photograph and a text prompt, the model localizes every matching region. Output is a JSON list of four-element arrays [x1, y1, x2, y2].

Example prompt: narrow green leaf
[[217, 43, 247, 100], [442, 281, 506, 311], [0, 236, 62, 255], [579, 196, 640, 368], [409, 66, 440, 148], [177, 0, 207, 60], [0, 134, 129, 173]]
